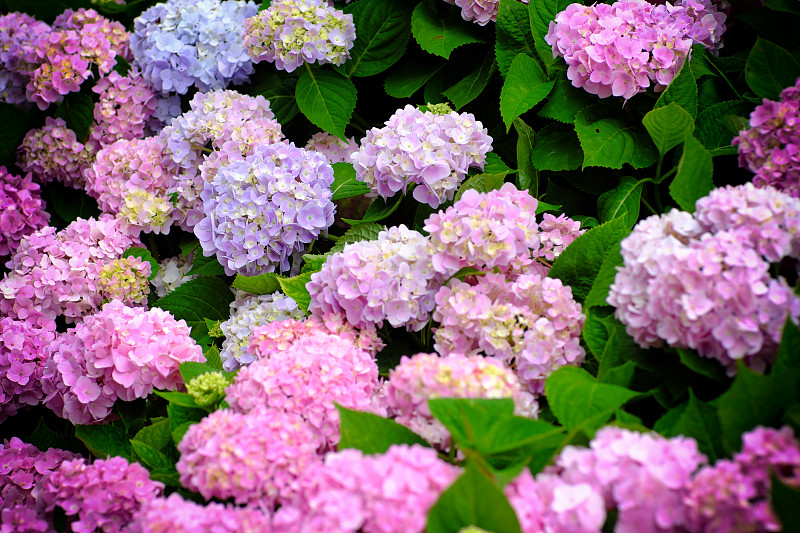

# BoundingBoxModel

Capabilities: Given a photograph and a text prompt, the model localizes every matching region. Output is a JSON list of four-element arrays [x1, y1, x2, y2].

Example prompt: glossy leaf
[[296, 67, 357, 139]]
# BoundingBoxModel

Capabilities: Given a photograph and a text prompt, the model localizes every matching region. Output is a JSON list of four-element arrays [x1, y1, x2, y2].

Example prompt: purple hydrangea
[[0, 166, 50, 257], [131, 493, 273, 533], [194, 142, 335, 276], [0, 12, 50, 105], [130, 0, 257, 94], [17, 117, 95, 188]]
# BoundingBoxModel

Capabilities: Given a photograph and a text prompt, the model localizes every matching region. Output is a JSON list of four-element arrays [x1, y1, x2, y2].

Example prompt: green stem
[[658, 167, 677, 184], [707, 57, 743, 100], [147, 234, 160, 262], [641, 196, 658, 215]]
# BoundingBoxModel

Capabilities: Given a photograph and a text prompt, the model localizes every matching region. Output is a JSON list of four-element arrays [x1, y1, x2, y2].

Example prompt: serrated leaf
[[337, 405, 429, 454], [301, 254, 329, 274], [384, 60, 445, 98], [513, 117, 537, 196], [597, 329, 635, 387], [296, 67, 357, 140], [654, 62, 698, 118], [75, 425, 132, 460], [653, 390, 724, 461], [538, 75, 594, 123], [745, 37, 800, 100], [597, 176, 645, 229], [277, 272, 313, 312], [231, 272, 283, 295], [342, 193, 403, 225], [530, 122, 582, 171], [689, 44, 716, 80], [670, 135, 713, 212], [500, 54, 555, 130], [536, 201, 562, 214], [186, 253, 226, 276], [54, 92, 93, 144], [331, 222, 385, 252], [484, 152, 516, 176], [496, 0, 536, 77], [342, 0, 411, 77], [248, 70, 299, 124], [131, 440, 173, 471], [179, 361, 225, 384], [123, 247, 160, 280], [204, 344, 222, 370], [443, 53, 496, 110], [411, 1, 484, 59], [643, 102, 695, 155], [154, 277, 234, 346], [155, 391, 201, 408], [677, 348, 728, 383], [132, 419, 172, 451], [28, 419, 62, 452], [584, 241, 623, 309], [167, 403, 207, 436], [574, 105, 658, 170], [454, 173, 506, 201], [694, 100, 751, 150], [331, 162, 371, 200]]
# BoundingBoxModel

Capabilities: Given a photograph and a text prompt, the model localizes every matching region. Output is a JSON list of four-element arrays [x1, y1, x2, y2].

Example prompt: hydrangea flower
[[308, 225, 447, 331], [150, 255, 197, 297], [130, 0, 257, 94], [433, 272, 585, 394], [87, 69, 158, 150], [226, 331, 385, 450], [0, 12, 50, 105], [186, 372, 229, 406], [443, 0, 529, 26], [43, 300, 205, 424], [273, 444, 461, 533], [131, 493, 273, 533], [554, 426, 707, 533], [194, 142, 335, 276], [97, 256, 151, 305], [176, 408, 321, 507], [17, 117, 95, 188], [351, 104, 493, 207], [0, 318, 57, 422], [0, 438, 77, 513], [0, 215, 141, 327], [306, 132, 359, 164], [384, 353, 538, 447], [242, 0, 355, 72], [36, 456, 163, 533], [219, 290, 305, 371], [0, 166, 50, 257]]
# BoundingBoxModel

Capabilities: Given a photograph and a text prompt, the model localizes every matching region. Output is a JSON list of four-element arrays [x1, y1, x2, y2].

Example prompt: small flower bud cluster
[[434, 272, 585, 395], [132, 493, 273, 533], [0, 318, 57, 421], [97, 256, 151, 305], [131, 0, 257, 94], [0, 13, 50, 105], [384, 353, 538, 447], [308, 225, 447, 331], [186, 371, 229, 406], [17, 117, 95, 188], [242, 0, 355, 72], [150, 256, 197, 297], [43, 300, 205, 424], [0, 167, 50, 257], [194, 142, 335, 276], [733, 78, 800, 198], [352, 104, 493, 208]]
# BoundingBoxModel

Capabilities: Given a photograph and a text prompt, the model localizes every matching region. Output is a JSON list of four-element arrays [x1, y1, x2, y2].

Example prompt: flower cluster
[[97, 256, 151, 305], [0, 167, 50, 257], [176, 408, 320, 507], [0, 438, 77, 514], [199, 115, 284, 183], [36, 456, 163, 533], [0, 13, 50, 105], [43, 300, 204, 424], [219, 290, 305, 371], [306, 132, 359, 164], [0, 318, 57, 422], [242, 0, 355, 72], [130, 0, 257, 94], [0, 215, 141, 327], [384, 353, 538, 447], [545, 0, 726, 100], [608, 186, 800, 373], [734, 78, 800, 197], [434, 272, 585, 394], [555, 426, 707, 532], [194, 142, 335, 276], [686, 426, 800, 532], [131, 493, 273, 533], [308, 225, 446, 331], [186, 371, 229, 406], [226, 331, 384, 449], [444, 0, 529, 26], [273, 444, 461, 533], [87, 70, 158, 150], [150, 255, 197, 297], [17, 117, 95, 188], [352, 104, 493, 207]]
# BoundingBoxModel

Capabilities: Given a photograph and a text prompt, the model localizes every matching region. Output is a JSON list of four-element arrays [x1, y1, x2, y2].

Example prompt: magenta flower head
[[0, 438, 77, 513], [17, 117, 95, 188], [0, 166, 50, 257], [131, 493, 273, 533], [0, 12, 51, 105]]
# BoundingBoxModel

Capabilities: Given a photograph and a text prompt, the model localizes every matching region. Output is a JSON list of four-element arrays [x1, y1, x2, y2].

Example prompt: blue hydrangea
[[194, 142, 336, 276], [130, 0, 257, 94]]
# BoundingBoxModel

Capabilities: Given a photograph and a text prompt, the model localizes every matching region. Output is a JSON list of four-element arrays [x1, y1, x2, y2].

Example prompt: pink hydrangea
[[36, 456, 162, 533], [0, 12, 50, 105], [0, 166, 50, 257], [443, 0, 529, 26], [0, 318, 57, 422], [0, 215, 141, 327], [273, 444, 461, 533], [351, 104, 493, 208], [43, 300, 205, 425], [554, 426, 707, 533], [226, 331, 385, 450], [176, 409, 321, 507], [433, 272, 585, 395], [17, 117, 95, 188], [87, 69, 158, 150], [131, 493, 273, 533], [305, 132, 358, 164], [308, 225, 447, 331], [0, 438, 77, 513], [384, 353, 538, 447]]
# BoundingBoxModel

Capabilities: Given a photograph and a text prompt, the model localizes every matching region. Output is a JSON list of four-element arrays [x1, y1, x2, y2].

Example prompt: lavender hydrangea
[[0, 167, 50, 257], [351, 104, 493, 208], [0, 13, 50, 105], [194, 142, 335, 276], [17, 117, 95, 188], [130, 0, 257, 94], [242, 0, 355, 72]]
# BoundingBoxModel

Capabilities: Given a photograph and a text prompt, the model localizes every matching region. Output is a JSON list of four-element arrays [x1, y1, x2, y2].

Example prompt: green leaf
[[28, 418, 62, 452], [538, 75, 594, 123], [548, 217, 629, 303], [167, 403, 207, 437], [131, 440, 173, 471], [44, 182, 101, 225], [342, 193, 403, 225], [154, 277, 234, 346], [133, 419, 172, 451], [0, 103, 36, 166], [384, 60, 444, 98], [54, 92, 94, 144], [500, 54, 555, 131], [545, 366, 641, 436], [248, 70, 299, 124], [670, 135, 714, 212], [155, 391, 201, 408], [331, 162, 371, 200], [203, 344, 223, 370], [654, 62, 698, 118], [171, 422, 194, 446], [296, 67, 357, 140], [772, 475, 800, 530], [583, 241, 623, 309], [536, 201, 562, 214], [75, 424, 132, 460], [597, 329, 636, 387], [427, 466, 522, 533], [574, 105, 658, 170], [186, 253, 226, 276], [122, 247, 160, 280], [231, 272, 283, 295], [643, 102, 695, 155], [277, 272, 313, 312], [513, 117, 538, 196], [495, 0, 536, 77], [689, 44, 716, 80], [597, 176, 645, 229], [331, 222, 385, 252], [411, 1, 484, 59], [677, 348, 728, 383], [774, 319, 800, 377], [530, 122, 583, 172], [179, 361, 229, 384], [529, 0, 570, 63], [337, 405, 430, 454], [301, 254, 329, 274], [454, 173, 506, 202], [484, 152, 516, 177], [694, 100, 751, 150], [745, 37, 800, 100], [766, 0, 800, 12], [443, 53, 496, 110], [654, 390, 725, 461], [342, 0, 411, 77]]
